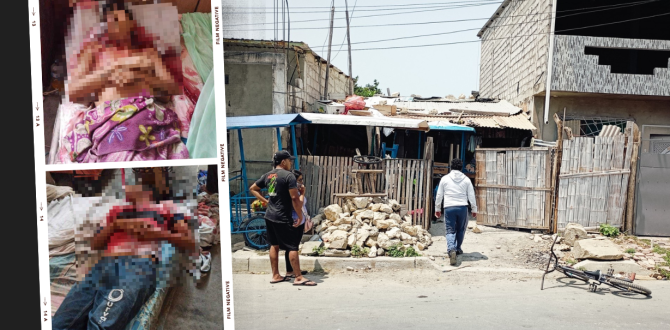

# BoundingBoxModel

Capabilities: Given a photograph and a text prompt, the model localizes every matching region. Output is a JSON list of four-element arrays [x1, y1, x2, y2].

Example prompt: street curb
[[233, 253, 432, 272]]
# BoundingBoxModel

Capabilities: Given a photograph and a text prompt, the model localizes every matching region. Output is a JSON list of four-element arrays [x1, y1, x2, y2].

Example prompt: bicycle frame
[[542, 235, 635, 291]]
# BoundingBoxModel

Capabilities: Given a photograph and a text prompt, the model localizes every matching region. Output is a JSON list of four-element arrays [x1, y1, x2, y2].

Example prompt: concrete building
[[224, 39, 352, 186], [477, 0, 670, 236], [477, 0, 670, 141]]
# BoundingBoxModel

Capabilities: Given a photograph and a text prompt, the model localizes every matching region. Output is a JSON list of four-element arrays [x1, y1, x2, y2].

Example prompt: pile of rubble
[[309, 197, 433, 257]]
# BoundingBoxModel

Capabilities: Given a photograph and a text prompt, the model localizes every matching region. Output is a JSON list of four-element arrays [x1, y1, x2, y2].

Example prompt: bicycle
[[541, 235, 652, 296]]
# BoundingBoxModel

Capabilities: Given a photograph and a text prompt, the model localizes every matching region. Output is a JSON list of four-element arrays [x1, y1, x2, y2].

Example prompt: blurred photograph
[[41, 0, 216, 164], [46, 165, 223, 329]]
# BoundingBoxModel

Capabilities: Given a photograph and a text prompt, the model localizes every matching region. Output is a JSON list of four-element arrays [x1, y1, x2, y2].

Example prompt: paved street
[[232, 270, 669, 330]]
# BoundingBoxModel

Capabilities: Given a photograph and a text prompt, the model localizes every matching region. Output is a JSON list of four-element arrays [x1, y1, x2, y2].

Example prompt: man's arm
[[250, 183, 268, 205], [289, 188, 303, 227], [467, 181, 478, 217], [434, 179, 445, 217]]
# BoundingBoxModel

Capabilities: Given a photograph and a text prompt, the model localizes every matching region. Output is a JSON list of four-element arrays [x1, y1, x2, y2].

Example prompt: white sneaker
[[200, 253, 212, 273]]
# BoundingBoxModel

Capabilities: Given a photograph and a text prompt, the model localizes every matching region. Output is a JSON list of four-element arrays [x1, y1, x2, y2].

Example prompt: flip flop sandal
[[293, 280, 317, 286], [270, 276, 291, 284], [286, 271, 308, 278]]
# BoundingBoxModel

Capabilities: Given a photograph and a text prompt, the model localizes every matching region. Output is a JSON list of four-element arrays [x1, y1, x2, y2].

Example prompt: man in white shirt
[[434, 159, 478, 265]]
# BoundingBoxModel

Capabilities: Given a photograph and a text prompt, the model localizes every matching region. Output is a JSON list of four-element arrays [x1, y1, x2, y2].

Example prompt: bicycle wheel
[[607, 278, 652, 296], [242, 215, 269, 250]]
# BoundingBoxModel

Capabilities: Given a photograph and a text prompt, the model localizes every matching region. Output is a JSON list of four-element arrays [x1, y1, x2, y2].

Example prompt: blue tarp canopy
[[226, 114, 311, 130], [428, 121, 475, 132]]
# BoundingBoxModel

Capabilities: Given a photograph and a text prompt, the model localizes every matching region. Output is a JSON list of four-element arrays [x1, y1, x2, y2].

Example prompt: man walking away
[[434, 159, 477, 266], [250, 151, 316, 286]]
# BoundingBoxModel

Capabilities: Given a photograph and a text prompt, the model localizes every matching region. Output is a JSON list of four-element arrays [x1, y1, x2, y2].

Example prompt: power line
[[224, 2, 498, 27], [309, 0, 658, 48], [333, 0, 358, 62], [229, 0, 503, 9], [343, 11, 670, 51], [222, 1, 502, 15], [223, 0, 659, 31]]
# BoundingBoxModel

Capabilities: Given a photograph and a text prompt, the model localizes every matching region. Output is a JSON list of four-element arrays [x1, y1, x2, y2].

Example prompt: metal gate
[[634, 125, 670, 236]]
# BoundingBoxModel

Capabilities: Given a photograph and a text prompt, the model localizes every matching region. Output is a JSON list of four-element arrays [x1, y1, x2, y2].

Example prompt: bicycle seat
[[583, 269, 601, 279]]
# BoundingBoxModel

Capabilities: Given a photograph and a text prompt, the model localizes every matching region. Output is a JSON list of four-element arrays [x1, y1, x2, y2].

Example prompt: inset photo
[[41, 0, 216, 164], [46, 164, 223, 329]]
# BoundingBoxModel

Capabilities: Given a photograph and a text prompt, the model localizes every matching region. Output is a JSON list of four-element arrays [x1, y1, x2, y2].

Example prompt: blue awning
[[226, 114, 311, 129], [428, 121, 475, 132]]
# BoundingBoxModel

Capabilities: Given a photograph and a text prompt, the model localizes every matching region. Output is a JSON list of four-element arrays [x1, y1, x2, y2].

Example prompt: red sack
[[344, 95, 366, 112]]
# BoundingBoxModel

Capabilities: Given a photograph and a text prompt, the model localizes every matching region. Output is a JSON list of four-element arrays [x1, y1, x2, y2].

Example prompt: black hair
[[101, 1, 134, 23], [292, 169, 303, 178], [450, 158, 463, 171]]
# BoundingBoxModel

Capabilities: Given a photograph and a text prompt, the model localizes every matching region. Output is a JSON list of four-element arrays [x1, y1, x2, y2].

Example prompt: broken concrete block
[[370, 203, 382, 212], [389, 213, 402, 222], [563, 223, 587, 246], [324, 204, 343, 221], [301, 241, 323, 256], [365, 236, 378, 248], [386, 227, 401, 239], [329, 230, 349, 250], [360, 210, 375, 220], [573, 239, 624, 261], [380, 203, 393, 214], [353, 197, 371, 209], [368, 246, 378, 258], [573, 260, 652, 276]]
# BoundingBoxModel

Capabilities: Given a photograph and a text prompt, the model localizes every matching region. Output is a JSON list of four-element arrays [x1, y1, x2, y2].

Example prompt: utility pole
[[345, 0, 353, 96], [323, 4, 335, 100]]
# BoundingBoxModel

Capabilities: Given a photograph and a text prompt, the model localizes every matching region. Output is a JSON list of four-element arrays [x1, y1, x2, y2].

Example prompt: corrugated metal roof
[[226, 114, 310, 129], [428, 121, 476, 132], [301, 113, 429, 131], [395, 112, 536, 131], [392, 99, 521, 116]]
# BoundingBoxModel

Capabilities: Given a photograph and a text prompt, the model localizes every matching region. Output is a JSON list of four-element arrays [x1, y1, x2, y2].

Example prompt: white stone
[[387, 227, 401, 239], [353, 197, 371, 209], [315, 224, 325, 233], [368, 227, 379, 237], [403, 225, 419, 237], [368, 246, 378, 258], [347, 233, 357, 248], [356, 229, 370, 247], [403, 215, 412, 223], [388, 199, 401, 212], [376, 220, 392, 229], [377, 233, 390, 249], [389, 213, 402, 222], [534, 235, 542, 243], [417, 243, 426, 251], [360, 210, 375, 220], [380, 204, 393, 214], [342, 205, 350, 214], [329, 230, 349, 250], [573, 239, 625, 261], [370, 203, 382, 212], [377, 248, 385, 256], [373, 212, 387, 223], [301, 241, 324, 256], [472, 226, 482, 234], [563, 223, 588, 246], [324, 204, 343, 221], [388, 220, 400, 228], [365, 236, 378, 248]]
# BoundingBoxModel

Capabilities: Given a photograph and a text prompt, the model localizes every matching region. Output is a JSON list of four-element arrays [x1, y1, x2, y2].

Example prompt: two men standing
[[250, 151, 316, 286], [435, 159, 478, 266]]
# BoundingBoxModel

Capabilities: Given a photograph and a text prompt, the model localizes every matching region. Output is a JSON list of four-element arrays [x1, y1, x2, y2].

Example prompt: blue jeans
[[52, 256, 157, 330], [444, 206, 468, 253]]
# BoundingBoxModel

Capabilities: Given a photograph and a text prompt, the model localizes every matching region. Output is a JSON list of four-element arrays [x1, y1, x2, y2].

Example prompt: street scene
[[222, 0, 670, 328]]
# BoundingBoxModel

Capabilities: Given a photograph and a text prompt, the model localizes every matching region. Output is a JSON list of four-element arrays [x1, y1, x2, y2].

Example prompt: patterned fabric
[[63, 95, 189, 163]]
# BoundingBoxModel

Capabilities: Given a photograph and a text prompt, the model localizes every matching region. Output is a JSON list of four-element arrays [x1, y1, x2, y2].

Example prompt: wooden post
[[624, 123, 640, 234], [344, 0, 353, 96], [550, 111, 565, 233], [323, 5, 335, 99]]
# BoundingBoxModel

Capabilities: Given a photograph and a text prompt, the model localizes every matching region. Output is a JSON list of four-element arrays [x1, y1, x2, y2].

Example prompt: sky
[[222, 0, 503, 97]]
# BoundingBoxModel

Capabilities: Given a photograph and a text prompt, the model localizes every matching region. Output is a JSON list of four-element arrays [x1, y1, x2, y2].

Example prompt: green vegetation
[[312, 245, 326, 256], [353, 76, 382, 97], [351, 245, 370, 258], [387, 243, 421, 258], [599, 224, 620, 237], [625, 248, 636, 254], [565, 258, 578, 266]]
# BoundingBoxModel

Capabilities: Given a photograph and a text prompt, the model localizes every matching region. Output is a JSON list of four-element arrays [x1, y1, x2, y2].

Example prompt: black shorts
[[265, 219, 304, 251]]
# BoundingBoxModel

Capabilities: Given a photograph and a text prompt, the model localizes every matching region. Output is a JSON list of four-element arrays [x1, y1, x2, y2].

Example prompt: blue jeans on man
[[444, 206, 468, 254], [52, 256, 157, 330]]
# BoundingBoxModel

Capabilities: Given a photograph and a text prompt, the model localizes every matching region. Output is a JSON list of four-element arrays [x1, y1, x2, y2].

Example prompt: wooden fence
[[475, 148, 554, 230], [556, 122, 634, 230], [299, 156, 434, 229]]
